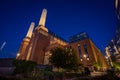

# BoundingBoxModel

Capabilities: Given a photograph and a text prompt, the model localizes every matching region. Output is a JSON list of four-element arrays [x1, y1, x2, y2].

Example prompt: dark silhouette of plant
[[50, 47, 80, 72], [13, 59, 37, 75]]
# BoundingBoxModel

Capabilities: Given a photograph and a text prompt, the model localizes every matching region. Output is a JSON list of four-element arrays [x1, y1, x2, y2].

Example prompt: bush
[[13, 59, 37, 75]]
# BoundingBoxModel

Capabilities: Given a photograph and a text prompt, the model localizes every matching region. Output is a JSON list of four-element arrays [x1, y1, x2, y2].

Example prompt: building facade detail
[[17, 9, 108, 69]]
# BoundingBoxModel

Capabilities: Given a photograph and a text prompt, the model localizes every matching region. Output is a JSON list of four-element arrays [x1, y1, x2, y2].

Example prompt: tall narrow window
[[69, 46, 73, 52], [84, 43, 89, 59], [78, 44, 82, 59]]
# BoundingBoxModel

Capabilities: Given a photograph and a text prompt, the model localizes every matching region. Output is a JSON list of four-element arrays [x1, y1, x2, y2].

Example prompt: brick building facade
[[17, 9, 108, 69]]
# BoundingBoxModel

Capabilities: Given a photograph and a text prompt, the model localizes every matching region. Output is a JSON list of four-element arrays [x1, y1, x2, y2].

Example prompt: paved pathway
[[91, 72, 107, 77]]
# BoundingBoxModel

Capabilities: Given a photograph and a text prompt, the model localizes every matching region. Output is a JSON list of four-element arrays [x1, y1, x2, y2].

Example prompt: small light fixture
[[87, 58, 89, 60], [105, 56, 108, 59], [17, 53, 20, 57], [84, 54, 86, 58], [80, 59, 82, 61], [49, 53, 52, 56]]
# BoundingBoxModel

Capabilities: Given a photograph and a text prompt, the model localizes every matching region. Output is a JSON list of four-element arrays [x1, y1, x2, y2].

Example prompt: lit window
[[84, 43, 89, 58]]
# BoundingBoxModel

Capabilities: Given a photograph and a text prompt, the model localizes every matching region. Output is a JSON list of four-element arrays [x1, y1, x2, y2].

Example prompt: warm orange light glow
[[39, 9, 47, 26], [115, 0, 118, 9], [80, 59, 82, 61], [87, 58, 89, 60], [16, 53, 20, 59], [84, 54, 86, 58], [26, 22, 35, 38]]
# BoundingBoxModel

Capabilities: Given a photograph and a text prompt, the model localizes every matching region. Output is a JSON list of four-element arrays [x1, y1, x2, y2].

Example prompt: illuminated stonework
[[26, 22, 35, 38], [17, 9, 67, 64], [67, 33, 109, 69], [17, 9, 108, 69], [39, 9, 47, 26]]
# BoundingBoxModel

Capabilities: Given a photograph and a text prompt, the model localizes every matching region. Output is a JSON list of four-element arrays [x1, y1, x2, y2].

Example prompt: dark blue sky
[[0, 0, 117, 58]]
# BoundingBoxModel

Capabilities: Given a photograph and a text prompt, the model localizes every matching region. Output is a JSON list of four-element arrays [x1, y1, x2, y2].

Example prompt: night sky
[[0, 0, 118, 58]]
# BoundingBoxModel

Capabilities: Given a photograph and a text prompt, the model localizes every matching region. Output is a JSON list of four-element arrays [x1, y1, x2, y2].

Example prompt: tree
[[49, 47, 80, 71]]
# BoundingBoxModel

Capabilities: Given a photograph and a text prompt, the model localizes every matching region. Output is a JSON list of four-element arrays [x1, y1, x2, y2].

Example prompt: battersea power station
[[16, 9, 108, 69]]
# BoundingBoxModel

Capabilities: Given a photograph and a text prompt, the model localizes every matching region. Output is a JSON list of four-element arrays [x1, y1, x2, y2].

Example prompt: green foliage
[[54, 72, 65, 80], [50, 47, 64, 69], [113, 62, 120, 70], [63, 48, 80, 71], [93, 61, 102, 71], [29, 69, 44, 80], [13, 59, 37, 75], [30, 68, 54, 80], [50, 47, 80, 71]]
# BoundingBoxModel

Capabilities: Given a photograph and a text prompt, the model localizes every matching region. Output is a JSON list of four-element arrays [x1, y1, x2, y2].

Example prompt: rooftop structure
[[69, 32, 89, 43]]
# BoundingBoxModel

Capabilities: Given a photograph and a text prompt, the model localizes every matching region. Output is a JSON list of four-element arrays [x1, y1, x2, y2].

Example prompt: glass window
[[84, 43, 89, 58], [78, 44, 82, 59]]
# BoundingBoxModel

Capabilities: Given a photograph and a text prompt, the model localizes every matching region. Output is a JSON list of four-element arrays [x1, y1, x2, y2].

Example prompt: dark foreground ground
[[0, 73, 120, 80]]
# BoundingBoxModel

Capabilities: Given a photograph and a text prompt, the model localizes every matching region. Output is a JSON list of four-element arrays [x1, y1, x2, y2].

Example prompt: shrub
[[13, 59, 37, 75]]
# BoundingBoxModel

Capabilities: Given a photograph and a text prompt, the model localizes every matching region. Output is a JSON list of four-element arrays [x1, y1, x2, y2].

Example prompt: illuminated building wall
[[17, 22, 35, 60], [67, 32, 108, 69], [17, 9, 108, 69]]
